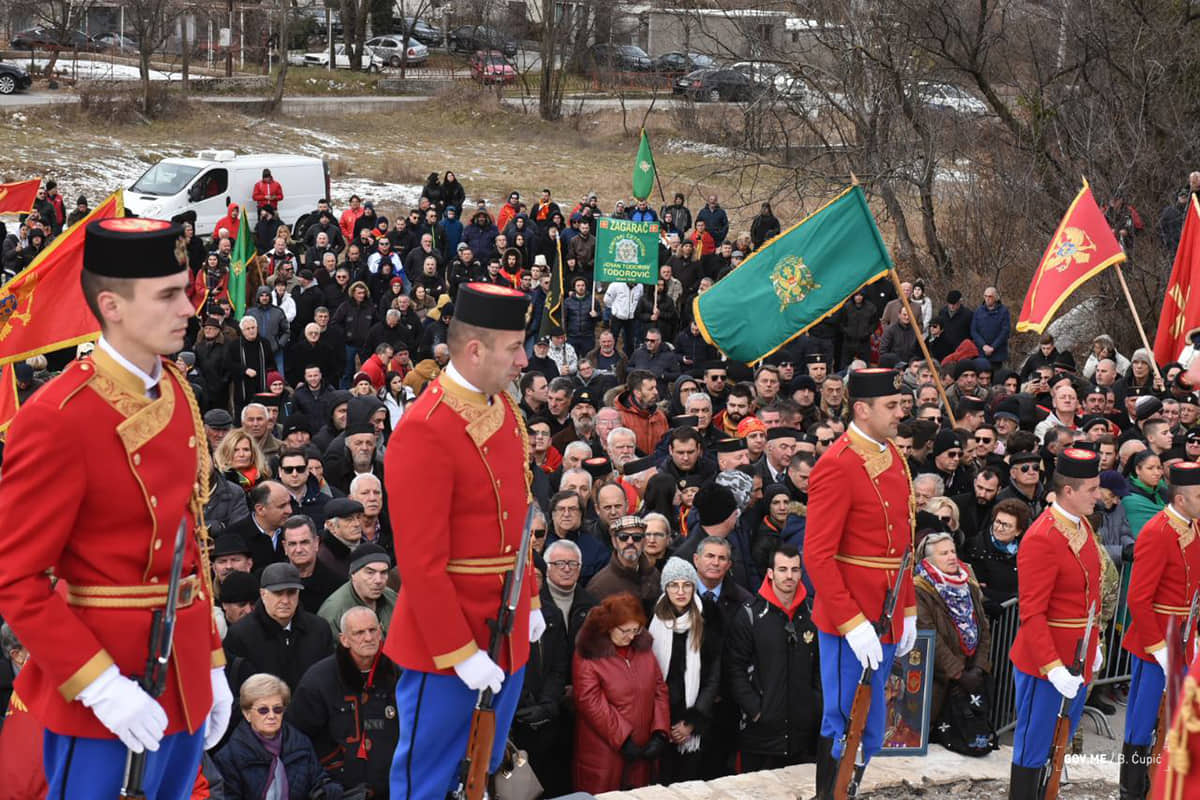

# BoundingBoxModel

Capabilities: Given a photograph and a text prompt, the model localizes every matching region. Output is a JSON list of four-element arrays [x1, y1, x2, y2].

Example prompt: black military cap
[[583, 456, 612, 478], [571, 389, 598, 410], [212, 534, 252, 559], [621, 456, 658, 475], [280, 415, 311, 438], [712, 438, 748, 453], [1080, 416, 1110, 433], [219, 571, 259, 604], [84, 218, 187, 278], [805, 353, 828, 364], [766, 426, 802, 441], [1171, 462, 1200, 486], [1056, 447, 1100, 479], [847, 368, 902, 399], [671, 414, 700, 428], [455, 283, 530, 331]]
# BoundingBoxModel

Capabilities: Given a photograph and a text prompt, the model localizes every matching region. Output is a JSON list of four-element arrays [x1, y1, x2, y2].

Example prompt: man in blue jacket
[[970, 286, 1011, 368]]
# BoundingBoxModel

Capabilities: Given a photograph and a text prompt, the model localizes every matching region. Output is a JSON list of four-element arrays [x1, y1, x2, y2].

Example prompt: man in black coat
[[223, 563, 336, 692], [225, 481, 292, 573], [951, 467, 1001, 541], [288, 606, 398, 797]]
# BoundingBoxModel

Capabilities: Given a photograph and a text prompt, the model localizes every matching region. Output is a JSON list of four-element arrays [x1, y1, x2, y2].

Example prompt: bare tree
[[125, 0, 185, 113], [9, 0, 100, 75]]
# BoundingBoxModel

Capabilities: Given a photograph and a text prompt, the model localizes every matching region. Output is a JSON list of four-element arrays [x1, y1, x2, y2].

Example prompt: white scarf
[[649, 594, 703, 753]]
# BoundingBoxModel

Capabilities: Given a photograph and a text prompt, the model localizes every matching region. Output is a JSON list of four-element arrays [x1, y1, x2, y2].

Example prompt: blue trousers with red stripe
[[43, 727, 203, 800], [1011, 666, 1088, 768], [390, 666, 525, 800], [818, 631, 897, 763], [1124, 657, 1166, 746]]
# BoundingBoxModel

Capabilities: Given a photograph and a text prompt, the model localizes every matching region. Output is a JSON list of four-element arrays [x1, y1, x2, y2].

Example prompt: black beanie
[[695, 483, 738, 526], [932, 429, 962, 458]]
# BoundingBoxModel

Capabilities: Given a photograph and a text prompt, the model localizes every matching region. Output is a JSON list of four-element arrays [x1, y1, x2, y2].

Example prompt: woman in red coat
[[573, 592, 671, 792]]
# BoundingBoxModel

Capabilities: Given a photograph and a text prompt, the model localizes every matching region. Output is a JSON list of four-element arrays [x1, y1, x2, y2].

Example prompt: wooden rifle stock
[[463, 707, 496, 800], [1043, 714, 1072, 800], [834, 679, 873, 800]]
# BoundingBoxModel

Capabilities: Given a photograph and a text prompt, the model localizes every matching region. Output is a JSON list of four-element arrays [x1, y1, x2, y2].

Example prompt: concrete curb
[[595, 745, 1119, 800]]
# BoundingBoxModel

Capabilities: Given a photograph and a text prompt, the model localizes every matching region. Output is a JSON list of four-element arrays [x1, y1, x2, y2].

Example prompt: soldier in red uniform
[[1121, 462, 1200, 799], [1153, 648, 1200, 799], [805, 367, 917, 799], [383, 283, 544, 799], [0, 218, 232, 798], [1008, 448, 1105, 800]]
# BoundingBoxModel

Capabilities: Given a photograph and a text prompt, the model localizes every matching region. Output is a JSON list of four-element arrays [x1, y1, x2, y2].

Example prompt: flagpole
[[1114, 263, 1165, 385], [889, 268, 957, 428]]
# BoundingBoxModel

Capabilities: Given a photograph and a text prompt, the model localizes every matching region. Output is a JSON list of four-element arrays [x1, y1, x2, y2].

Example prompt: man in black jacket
[[223, 563, 336, 692], [288, 606, 398, 797], [725, 545, 821, 772], [226, 481, 292, 573]]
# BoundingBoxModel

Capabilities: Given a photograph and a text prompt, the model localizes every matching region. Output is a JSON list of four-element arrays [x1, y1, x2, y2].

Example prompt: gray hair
[[560, 467, 591, 485], [685, 391, 713, 410], [339, 605, 379, 632], [563, 441, 593, 462], [607, 426, 637, 450], [918, 531, 956, 560], [386, 309, 401, 321], [0, 622, 20, 655], [349, 472, 382, 495], [241, 403, 268, 421], [545, 538, 582, 561], [239, 673, 291, 710], [642, 511, 671, 530], [913, 473, 945, 496]]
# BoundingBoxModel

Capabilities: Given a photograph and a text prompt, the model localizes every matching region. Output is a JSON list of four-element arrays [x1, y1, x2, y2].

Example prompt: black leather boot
[[814, 737, 836, 800], [1120, 743, 1150, 800], [1009, 763, 1044, 800], [846, 763, 867, 799]]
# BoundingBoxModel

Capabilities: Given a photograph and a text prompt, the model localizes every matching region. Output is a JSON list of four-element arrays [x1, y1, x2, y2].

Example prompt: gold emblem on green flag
[[770, 256, 820, 310]]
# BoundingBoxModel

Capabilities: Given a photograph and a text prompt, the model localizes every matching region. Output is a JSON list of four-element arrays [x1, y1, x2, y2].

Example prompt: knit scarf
[[648, 595, 702, 754], [547, 581, 575, 623], [253, 728, 289, 800], [917, 558, 979, 656]]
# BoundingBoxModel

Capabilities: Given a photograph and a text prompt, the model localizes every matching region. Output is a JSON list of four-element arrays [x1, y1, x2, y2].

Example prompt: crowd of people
[[2, 168, 1198, 798]]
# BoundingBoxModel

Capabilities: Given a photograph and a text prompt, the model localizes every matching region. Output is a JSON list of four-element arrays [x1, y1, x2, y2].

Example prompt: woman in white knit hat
[[648, 556, 723, 784]]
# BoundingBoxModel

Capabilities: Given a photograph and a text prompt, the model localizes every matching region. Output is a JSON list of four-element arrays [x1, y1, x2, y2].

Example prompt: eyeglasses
[[944, 450, 962, 458], [708, 375, 727, 381], [253, 705, 285, 716], [614, 624, 643, 636], [1017, 464, 1041, 474], [280, 464, 307, 473], [974, 436, 994, 444], [616, 532, 645, 543], [548, 559, 581, 569], [644, 531, 668, 539], [992, 520, 1016, 529], [553, 507, 580, 515], [531, 528, 547, 538], [531, 431, 551, 439], [818, 438, 834, 446], [645, 338, 661, 344]]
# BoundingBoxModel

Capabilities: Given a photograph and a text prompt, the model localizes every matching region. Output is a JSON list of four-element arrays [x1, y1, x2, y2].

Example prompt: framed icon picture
[[877, 629, 935, 756]]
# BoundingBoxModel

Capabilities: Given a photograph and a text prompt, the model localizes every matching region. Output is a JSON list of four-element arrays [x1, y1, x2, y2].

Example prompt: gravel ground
[[862, 778, 1117, 799]]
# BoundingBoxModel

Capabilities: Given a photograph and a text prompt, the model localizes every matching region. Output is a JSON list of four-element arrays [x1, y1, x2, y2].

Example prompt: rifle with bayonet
[[833, 549, 912, 800], [1147, 588, 1200, 796], [454, 504, 537, 800], [119, 518, 189, 799], [1042, 601, 1097, 800]]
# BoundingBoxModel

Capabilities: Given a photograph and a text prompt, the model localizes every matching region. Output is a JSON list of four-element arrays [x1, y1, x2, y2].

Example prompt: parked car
[[365, 35, 428, 67], [588, 43, 652, 72], [730, 60, 805, 98], [674, 68, 761, 102], [0, 62, 32, 95], [917, 81, 988, 115], [394, 17, 444, 48], [11, 26, 98, 52], [94, 32, 138, 51], [469, 50, 516, 84], [650, 51, 716, 76], [291, 43, 381, 71], [448, 25, 517, 58]]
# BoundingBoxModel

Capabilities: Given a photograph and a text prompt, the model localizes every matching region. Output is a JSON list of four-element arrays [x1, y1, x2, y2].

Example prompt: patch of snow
[[332, 178, 422, 209], [30, 58, 176, 82], [665, 137, 738, 160]]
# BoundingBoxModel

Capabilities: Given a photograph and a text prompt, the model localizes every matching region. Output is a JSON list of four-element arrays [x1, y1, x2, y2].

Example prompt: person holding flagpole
[[0, 218, 231, 798], [804, 367, 917, 798]]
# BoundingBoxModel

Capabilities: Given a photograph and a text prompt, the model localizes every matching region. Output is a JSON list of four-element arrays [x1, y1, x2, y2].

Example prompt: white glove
[[1093, 645, 1104, 674], [1154, 648, 1170, 673], [204, 667, 233, 750], [77, 664, 168, 753], [1047, 665, 1084, 700], [845, 620, 883, 671], [454, 650, 505, 694], [897, 616, 917, 657], [529, 609, 546, 643]]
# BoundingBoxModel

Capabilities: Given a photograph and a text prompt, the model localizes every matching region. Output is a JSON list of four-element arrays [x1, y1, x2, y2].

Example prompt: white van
[[124, 151, 330, 237]]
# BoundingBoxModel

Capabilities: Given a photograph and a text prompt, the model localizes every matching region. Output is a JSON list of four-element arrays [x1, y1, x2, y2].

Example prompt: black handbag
[[934, 681, 998, 757]]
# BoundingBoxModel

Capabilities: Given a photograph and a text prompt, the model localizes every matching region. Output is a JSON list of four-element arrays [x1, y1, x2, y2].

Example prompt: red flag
[[0, 364, 18, 435], [0, 190, 122, 367], [1016, 180, 1126, 334], [0, 179, 42, 215], [1155, 195, 1200, 364]]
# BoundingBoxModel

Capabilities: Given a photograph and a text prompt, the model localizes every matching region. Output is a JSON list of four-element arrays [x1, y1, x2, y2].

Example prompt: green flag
[[229, 206, 255, 317], [694, 185, 892, 363], [632, 129, 656, 201]]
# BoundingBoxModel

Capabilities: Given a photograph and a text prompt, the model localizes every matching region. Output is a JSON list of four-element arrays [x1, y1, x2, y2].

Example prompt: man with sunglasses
[[805, 368, 917, 798], [931, 429, 972, 495], [999, 452, 1048, 518], [587, 515, 660, 610]]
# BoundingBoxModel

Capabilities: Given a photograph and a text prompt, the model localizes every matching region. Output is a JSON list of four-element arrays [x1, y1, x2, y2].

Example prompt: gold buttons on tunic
[[505, 545, 512, 553], [154, 539, 162, 551], [79, 363, 90, 371], [188, 436, 196, 448], [502, 511, 509, 520], [132, 454, 141, 466], [150, 576, 159, 583], [495, 478, 502, 487], [150, 496, 158, 508]]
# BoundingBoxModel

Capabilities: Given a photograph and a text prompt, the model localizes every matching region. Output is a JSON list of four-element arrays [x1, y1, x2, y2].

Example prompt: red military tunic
[[382, 372, 539, 675], [1124, 506, 1200, 663], [1154, 649, 1200, 800], [1010, 505, 1103, 681], [804, 424, 916, 643], [0, 348, 223, 739]]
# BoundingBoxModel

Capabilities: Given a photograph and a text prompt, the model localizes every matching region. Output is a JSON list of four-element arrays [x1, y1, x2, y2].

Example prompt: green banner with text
[[595, 218, 659, 284]]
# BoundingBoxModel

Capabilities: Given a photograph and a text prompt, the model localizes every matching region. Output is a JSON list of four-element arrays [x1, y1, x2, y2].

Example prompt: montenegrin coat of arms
[[1045, 226, 1097, 272], [0, 272, 36, 342], [770, 255, 820, 310]]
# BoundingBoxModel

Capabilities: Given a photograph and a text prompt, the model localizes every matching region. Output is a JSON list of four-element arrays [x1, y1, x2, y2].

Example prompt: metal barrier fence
[[987, 558, 1136, 735]]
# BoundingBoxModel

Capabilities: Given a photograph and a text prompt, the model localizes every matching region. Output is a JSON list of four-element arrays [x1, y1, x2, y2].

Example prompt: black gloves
[[1122, 543, 1136, 563], [640, 732, 669, 760], [620, 736, 642, 760], [515, 703, 554, 728]]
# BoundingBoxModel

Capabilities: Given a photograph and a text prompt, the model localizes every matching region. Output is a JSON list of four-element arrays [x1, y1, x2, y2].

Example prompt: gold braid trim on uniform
[[1165, 674, 1200, 800], [499, 390, 534, 504], [894, 439, 917, 551], [165, 360, 217, 640]]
